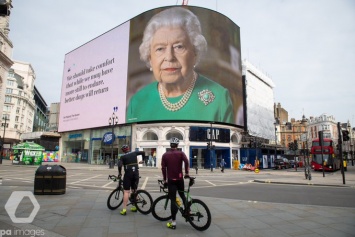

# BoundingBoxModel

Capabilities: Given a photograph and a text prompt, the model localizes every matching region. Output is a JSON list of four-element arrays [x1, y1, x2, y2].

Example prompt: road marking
[[69, 174, 102, 184], [67, 186, 82, 189], [103, 181, 114, 188], [66, 173, 85, 177], [141, 177, 149, 190], [204, 180, 216, 186]]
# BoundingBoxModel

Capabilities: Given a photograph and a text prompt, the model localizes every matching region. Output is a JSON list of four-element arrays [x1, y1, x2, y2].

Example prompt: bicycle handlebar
[[108, 175, 119, 182], [108, 175, 142, 182], [157, 176, 196, 192]]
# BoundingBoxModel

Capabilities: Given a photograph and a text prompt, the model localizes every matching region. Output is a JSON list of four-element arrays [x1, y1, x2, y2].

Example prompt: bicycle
[[152, 176, 211, 231], [107, 175, 153, 214]]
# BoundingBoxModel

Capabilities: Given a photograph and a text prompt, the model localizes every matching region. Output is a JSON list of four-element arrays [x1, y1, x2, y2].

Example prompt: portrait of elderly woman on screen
[[126, 7, 234, 124]]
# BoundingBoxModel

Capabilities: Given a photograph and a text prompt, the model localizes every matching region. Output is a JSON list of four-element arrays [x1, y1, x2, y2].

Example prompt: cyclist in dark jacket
[[161, 137, 189, 230], [118, 145, 144, 215]]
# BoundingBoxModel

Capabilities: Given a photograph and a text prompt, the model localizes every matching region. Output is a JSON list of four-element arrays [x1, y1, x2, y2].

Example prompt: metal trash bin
[[34, 165, 66, 195]]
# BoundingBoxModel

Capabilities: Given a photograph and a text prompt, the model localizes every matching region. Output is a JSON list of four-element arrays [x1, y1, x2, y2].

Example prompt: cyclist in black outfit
[[161, 137, 189, 229], [118, 145, 145, 215]]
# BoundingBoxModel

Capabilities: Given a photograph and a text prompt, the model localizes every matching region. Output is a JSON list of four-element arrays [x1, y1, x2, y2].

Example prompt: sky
[[9, 0, 355, 124]]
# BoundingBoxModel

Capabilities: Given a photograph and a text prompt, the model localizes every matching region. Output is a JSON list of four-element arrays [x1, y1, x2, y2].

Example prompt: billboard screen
[[59, 6, 243, 132]]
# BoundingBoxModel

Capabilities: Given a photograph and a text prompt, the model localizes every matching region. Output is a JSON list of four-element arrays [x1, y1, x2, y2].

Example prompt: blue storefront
[[189, 126, 231, 169]]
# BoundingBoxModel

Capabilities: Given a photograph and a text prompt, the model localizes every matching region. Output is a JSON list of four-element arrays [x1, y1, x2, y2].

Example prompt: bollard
[[195, 167, 198, 174]]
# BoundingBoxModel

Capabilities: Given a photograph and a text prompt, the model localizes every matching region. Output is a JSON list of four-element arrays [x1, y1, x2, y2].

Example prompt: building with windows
[[48, 102, 59, 132], [33, 86, 48, 132], [308, 114, 338, 143], [1, 61, 36, 152], [0, 0, 13, 130]]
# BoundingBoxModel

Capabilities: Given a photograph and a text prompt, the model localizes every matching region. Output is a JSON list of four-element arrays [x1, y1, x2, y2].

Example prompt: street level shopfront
[[59, 122, 242, 169]]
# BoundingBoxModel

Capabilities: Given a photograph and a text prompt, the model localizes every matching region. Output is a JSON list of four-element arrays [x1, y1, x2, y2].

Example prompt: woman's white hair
[[139, 7, 207, 68]]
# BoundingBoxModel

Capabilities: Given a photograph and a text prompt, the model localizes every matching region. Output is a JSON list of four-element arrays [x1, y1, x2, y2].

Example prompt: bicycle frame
[[157, 178, 194, 215], [107, 174, 153, 214], [153, 177, 211, 231], [108, 175, 139, 207]]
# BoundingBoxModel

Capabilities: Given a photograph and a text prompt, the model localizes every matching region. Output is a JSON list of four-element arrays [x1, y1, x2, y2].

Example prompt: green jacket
[[126, 74, 234, 124]]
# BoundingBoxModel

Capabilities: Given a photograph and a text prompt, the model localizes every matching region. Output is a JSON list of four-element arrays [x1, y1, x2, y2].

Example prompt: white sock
[[172, 221, 176, 225]]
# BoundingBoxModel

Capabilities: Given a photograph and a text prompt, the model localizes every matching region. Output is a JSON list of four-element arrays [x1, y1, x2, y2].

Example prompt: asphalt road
[[1, 166, 354, 208]]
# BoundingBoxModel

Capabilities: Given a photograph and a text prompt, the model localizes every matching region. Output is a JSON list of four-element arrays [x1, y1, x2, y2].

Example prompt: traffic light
[[288, 142, 294, 150], [294, 140, 298, 150], [342, 130, 350, 141], [207, 142, 210, 149], [336, 144, 340, 150]]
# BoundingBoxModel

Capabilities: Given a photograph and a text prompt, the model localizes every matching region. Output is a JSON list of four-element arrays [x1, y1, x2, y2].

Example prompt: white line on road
[[69, 174, 102, 184], [141, 177, 149, 190], [204, 180, 217, 186], [103, 181, 114, 188]]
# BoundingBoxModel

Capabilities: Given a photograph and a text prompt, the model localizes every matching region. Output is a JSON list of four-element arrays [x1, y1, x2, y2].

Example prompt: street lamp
[[108, 112, 118, 169], [0, 117, 8, 164], [274, 120, 278, 160], [208, 123, 214, 172]]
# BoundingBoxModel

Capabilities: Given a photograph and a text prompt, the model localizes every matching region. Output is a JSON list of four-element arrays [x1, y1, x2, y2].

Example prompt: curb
[[253, 179, 352, 188]]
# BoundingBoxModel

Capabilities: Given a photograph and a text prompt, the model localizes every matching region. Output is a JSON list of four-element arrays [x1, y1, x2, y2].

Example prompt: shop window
[[231, 134, 238, 143], [143, 131, 158, 140]]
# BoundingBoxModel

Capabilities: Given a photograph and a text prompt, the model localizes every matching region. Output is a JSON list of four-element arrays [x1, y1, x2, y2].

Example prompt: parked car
[[274, 158, 290, 169]]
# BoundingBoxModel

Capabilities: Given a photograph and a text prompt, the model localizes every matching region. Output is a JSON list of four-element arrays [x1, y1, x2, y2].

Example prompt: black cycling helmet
[[170, 137, 180, 144], [121, 145, 129, 153]]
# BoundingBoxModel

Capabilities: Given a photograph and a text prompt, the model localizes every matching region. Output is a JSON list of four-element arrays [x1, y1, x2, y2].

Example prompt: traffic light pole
[[318, 131, 325, 177], [337, 122, 346, 184]]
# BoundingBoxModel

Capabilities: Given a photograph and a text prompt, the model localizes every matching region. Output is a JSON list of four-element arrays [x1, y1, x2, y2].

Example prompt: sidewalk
[[254, 165, 355, 188], [1, 160, 355, 237]]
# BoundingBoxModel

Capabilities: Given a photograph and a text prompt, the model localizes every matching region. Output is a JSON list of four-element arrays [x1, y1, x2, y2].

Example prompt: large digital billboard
[[59, 6, 243, 132]]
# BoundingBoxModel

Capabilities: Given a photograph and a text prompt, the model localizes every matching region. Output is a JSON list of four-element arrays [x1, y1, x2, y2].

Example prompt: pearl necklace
[[158, 72, 197, 111]]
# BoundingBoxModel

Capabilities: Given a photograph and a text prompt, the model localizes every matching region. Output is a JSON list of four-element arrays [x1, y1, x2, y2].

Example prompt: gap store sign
[[189, 127, 230, 143]]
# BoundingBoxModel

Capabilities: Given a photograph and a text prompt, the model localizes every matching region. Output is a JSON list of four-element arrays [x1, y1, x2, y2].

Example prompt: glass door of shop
[[190, 147, 208, 169]]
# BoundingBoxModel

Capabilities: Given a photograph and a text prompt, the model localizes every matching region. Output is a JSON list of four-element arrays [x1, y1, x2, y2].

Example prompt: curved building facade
[[58, 6, 244, 169]]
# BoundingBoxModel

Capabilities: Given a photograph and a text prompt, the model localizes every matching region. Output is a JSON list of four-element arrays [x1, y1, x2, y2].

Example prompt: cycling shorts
[[123, 170, 139, 191]]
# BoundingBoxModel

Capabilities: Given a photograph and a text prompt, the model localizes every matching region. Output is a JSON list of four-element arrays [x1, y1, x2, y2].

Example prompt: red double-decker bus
[[310, 138, 340, 171]]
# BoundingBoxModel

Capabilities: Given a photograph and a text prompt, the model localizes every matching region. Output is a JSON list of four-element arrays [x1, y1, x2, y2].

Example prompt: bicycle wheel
[[187, 199, 211, 231], [107, 188, 123, 210], [152, 195, 171, 221], [134, 190, 153, 215]]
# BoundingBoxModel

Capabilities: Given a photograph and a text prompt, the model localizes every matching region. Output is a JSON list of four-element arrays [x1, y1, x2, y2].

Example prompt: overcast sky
[[9, 0, 355, 124]]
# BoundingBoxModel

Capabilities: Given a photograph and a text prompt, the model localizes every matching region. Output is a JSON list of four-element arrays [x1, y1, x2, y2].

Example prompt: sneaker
[[166, 222, 176, 230], [120, 209, 127, 215], [130, 206, 137, 212]]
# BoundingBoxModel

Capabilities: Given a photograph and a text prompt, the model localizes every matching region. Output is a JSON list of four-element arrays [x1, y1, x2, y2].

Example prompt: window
[[143, 132, 158, 140], [15, 116, 19, 122], [1, 123, 9, 128], [3, 105, 11, 112], [6, 88, 12, 94], [231, 134, 238, 143], [16, 107, 20, 114], [5, 96, 11, 103], [7, 80, 14, 86], [166, 131, 183, 141]]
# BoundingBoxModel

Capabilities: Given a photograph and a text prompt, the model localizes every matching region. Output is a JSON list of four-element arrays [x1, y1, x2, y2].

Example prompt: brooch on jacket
[[198, 89, 215, 105]]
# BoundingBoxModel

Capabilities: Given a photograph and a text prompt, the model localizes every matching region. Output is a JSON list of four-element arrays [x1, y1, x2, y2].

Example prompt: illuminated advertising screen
[[59, 6, 243, 132]]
